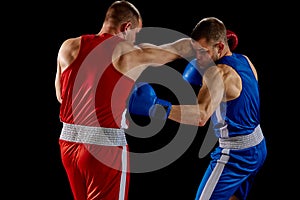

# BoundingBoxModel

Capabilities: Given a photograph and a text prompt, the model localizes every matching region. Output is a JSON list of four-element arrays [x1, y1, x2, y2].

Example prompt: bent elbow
[[198, 120, 207, 127], [198, 115, 210, 127]]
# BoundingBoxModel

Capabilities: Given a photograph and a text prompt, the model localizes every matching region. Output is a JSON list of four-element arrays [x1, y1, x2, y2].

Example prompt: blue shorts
[[195, 137, 267, 200]]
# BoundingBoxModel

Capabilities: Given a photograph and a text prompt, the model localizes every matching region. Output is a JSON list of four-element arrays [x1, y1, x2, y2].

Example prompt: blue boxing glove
[[182, 58, 203, 86], [128, 82, 172, 120], [182, 58, 204, 93]]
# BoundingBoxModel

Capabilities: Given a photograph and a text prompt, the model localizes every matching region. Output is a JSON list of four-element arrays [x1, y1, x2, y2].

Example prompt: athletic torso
[[59, 34, 135, 128], [212, 53, 260, 137]]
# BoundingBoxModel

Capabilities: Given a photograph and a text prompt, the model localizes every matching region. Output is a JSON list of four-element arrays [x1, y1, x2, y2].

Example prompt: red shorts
[[59, 140, 130, 200]]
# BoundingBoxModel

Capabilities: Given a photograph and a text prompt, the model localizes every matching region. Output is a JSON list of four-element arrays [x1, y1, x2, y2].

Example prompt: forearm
[[135, 43, 180, 66], [168, 105, 208, 126], [134, 39, 194, 67], [55, 83, 62, 103], [161, 38, 195, 58], [55, 71, 62, 103]]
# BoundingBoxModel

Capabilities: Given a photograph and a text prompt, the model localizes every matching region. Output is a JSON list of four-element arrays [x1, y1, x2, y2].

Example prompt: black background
[[9, 0, 296, 199]]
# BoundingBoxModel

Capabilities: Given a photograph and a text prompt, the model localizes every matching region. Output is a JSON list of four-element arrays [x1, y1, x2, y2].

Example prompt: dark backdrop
[[11, 0, 296, 199]]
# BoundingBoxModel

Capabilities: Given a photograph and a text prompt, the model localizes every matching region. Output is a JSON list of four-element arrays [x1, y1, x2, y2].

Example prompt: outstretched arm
[[127, 66, 225, 126], [138, 38, 195, 61], [168, 66, 225, 126], [113, 38, 195, 80]]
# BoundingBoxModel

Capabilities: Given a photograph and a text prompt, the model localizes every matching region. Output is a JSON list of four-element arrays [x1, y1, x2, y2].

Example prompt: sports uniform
[[194, 53, 267, 200], [58, 34, 134, 200], [126, 17, 267, 199]]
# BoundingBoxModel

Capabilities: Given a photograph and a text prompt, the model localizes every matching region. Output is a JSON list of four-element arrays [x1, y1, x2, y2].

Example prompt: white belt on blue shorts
[[218, 125, 264, 149]]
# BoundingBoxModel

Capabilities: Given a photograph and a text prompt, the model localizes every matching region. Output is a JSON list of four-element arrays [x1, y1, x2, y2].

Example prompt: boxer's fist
[[183, 59, 202, 86], [182, 59, 203, 93], [226, 30, 238, 51], [128, 82, 172, 120]]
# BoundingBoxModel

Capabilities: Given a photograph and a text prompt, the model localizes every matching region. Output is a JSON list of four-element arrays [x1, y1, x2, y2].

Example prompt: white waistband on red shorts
[[218, 125, 264, 149], [60, 122, 127, 146]]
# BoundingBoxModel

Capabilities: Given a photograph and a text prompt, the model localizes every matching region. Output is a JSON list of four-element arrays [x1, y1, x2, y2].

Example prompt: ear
[[120, 22, 131, 32], [217, 42, 225, 53]]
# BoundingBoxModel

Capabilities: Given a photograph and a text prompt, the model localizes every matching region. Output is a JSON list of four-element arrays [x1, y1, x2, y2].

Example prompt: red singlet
[[58, 34, 134, 200]]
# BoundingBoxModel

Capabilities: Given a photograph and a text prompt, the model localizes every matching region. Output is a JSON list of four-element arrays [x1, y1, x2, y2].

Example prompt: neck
[[98, 23, 119, 36], [223, 47, 232, 57]]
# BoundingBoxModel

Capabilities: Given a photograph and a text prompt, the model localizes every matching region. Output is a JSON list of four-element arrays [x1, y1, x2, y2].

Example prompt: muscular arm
[[113, 38, 194, 80], [168, 65, 241, 126], [138, 38, 195, 61], [55, 37, 81, 103]]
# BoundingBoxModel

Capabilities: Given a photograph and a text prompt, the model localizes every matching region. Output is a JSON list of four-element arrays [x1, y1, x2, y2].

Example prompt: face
[[192, 38, 221, 69]]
